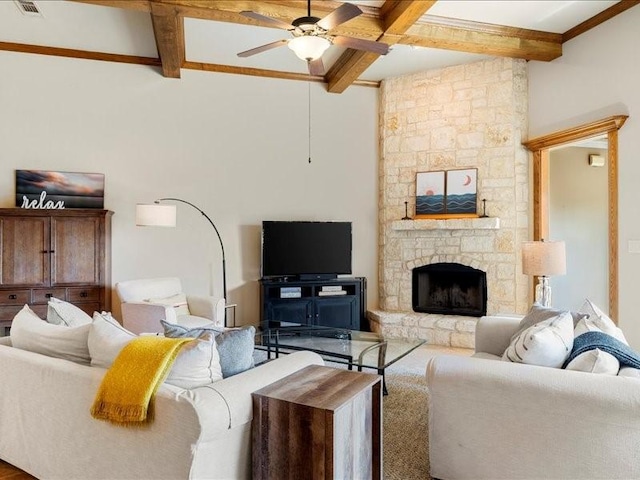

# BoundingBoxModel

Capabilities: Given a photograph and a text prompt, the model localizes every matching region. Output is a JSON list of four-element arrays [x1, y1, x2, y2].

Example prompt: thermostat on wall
[[588, 154, 605, 167]]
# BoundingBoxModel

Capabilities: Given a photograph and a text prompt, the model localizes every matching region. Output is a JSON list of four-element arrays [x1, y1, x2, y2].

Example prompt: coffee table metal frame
[[256, 326, 425, 395]]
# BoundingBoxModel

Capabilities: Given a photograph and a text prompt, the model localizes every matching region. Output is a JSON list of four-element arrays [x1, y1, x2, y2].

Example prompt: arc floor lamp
[[136, 198, 227, 320]]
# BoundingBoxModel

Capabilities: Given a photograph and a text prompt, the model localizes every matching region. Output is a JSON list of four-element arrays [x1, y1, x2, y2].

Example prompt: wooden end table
[[252, 364, 382, 480]]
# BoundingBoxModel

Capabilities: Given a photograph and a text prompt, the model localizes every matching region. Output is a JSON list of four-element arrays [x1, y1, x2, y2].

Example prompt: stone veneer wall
[[371, 58, 530, 348]]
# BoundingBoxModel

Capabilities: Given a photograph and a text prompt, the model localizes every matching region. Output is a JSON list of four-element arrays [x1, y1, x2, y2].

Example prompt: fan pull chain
[[308, 81, 312, 164]]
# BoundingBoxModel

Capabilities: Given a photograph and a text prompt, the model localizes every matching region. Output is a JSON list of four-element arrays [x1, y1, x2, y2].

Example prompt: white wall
[[528, 6, 640, 346], [0, 51, 379, 326], [549, 147, 608, 312]]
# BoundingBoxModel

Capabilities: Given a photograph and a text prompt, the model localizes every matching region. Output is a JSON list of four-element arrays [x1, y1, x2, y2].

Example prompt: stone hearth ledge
[[367, 310, 477, 348]]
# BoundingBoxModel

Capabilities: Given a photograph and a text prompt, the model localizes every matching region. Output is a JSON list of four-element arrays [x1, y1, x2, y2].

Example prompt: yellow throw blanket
[[91, 336, 192, 426]]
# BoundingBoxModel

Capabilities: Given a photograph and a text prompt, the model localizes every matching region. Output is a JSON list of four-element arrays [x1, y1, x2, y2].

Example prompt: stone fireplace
[[412, 262, 487, 317], [368, 58, 531, 347]]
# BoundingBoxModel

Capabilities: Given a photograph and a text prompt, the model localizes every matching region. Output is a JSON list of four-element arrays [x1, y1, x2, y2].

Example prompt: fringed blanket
[[91, 336, 192, 425]]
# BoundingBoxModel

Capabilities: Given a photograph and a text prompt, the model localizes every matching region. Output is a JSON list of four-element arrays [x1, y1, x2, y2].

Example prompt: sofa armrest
[[121, 302, 177, 334], [0, 336, 11, 346], [186, 295, 224, 327], [202, 350, 324, 429], [474, 315, 522, 356], [426, 355, 640, 479]]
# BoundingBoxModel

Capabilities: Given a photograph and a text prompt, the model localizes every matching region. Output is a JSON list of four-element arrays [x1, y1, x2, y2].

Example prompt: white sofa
[[0, 336, 323, 480], [426, 315, 640, 480]]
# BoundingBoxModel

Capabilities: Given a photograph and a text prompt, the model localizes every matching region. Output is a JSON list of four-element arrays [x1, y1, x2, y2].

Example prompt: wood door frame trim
[[523, 115, 628, 321]]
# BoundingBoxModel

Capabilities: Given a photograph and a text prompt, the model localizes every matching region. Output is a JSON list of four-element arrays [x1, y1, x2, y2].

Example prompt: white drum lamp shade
[[136, 204, 177, 227], [522, 240, 566, 307], [522, 240, 566, 276]]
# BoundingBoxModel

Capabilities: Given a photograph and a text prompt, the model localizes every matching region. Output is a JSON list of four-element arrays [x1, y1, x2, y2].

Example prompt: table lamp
[[522, 239, 566, 307]]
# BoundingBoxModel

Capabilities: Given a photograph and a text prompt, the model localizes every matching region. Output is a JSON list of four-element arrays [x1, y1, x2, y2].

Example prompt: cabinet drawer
[[75, 302, 100, 316], [32, 288, 67, 304], [0, 304, 47, 321], [0, 290, 31, 305], [67, 287, 100, 303]]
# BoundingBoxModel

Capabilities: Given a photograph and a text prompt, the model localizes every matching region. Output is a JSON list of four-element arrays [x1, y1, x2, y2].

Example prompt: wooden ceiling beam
[[401, 15, 562, 61], [326, 0, 436, 94], [150, 2, 185, 78]]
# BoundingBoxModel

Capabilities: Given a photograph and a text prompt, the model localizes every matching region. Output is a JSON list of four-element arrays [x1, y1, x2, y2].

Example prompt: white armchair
[[115, 277, 225, 334]]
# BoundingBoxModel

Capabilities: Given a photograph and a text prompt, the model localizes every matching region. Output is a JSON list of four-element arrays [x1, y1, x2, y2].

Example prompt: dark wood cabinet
[[0, 209, 113, 334], [260, 277, 366, 330]]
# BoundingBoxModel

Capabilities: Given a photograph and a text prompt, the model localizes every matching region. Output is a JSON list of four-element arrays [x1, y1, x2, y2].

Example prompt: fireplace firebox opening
[[412, 262, 487, 317]]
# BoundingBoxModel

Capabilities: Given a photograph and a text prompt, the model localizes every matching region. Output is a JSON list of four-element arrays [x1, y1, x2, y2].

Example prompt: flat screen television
[[261, 221, 352, 280]]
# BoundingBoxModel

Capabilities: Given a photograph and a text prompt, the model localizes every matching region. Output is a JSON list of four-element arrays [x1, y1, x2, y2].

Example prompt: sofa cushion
[[161, 321, 255, 378], [47, 297, 93, 327], [89, 312, 222, 388], [502, 311, 574, 368], [511, 304, 586, 341], [565, 348, 620, 375], [578, 299, 627, 344], [146, 293, 190, 316], [10, 304, 91, 365]]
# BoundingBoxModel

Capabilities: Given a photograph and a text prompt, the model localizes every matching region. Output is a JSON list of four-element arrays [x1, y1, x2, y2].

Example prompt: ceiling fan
[[237, 0, 390, 76]]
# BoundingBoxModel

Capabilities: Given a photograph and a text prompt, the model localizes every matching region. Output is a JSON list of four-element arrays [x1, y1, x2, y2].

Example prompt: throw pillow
[[146, 293, 190, 316], [578, 299, 628, 344], [510, 304, 587, 342], [10, 304, 91, 365], [565, 348, 620, 375], [47, 297, 93, 327], [502, 311, 574, 368], [161, 321, 255, 378], [89, 312, 222, 388], [618, 366, 640, 379]]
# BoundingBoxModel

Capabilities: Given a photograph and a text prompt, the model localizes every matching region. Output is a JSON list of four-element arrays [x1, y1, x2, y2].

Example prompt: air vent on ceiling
[[14, 0, 43, 17]]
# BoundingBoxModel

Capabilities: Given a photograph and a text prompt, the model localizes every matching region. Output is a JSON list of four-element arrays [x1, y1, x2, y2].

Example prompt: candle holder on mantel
[[480, 199, 489, 218], [401, 201, 412, 220]]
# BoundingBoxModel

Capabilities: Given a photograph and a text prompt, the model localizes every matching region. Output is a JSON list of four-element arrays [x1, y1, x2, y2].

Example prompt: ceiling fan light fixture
[[288, 35, 331, 61]]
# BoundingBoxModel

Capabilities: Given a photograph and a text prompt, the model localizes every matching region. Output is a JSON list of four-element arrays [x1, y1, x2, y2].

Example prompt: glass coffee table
[[255, 325, 425, 395]]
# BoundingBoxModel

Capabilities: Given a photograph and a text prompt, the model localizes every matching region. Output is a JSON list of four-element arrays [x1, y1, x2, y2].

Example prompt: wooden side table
[[252, 364, 382, 480]]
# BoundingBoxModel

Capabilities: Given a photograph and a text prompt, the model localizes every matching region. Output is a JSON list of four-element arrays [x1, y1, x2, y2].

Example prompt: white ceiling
[[0, 0, 621, 82]]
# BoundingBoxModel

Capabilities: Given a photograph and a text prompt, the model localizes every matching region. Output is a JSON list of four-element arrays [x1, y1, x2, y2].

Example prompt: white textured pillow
[[88, 312, 221, 388], [619, 367, 640, 379], [565, 348, 620, 375], [47, 297, 93, 327], [502, 311, 574, 368], [578, 299, 627, 344], [88, 311, 136, 368], [146, 293, 190, 316], [10, 305, 91, 364]]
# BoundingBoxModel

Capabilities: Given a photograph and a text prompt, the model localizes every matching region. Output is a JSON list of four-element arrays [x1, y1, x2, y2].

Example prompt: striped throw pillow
[[502, 311, 574, 368]]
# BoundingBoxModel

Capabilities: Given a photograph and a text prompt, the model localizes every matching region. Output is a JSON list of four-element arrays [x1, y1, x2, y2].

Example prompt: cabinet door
[[265, 299, 313, 326], [50, 216, 101, 286], [0, 216, 50, 287], [315, 296, 358, 329]]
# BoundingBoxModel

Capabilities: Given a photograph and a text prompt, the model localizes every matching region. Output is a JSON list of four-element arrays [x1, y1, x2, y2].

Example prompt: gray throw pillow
[[161, 321, 255, 378], [511, 303, 587, 341]]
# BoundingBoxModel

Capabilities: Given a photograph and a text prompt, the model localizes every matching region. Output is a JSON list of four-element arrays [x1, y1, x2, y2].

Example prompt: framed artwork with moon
[[415, 168, 477, 218]]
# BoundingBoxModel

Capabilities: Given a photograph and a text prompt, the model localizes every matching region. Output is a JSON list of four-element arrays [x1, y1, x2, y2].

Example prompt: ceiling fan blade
[[237, 39, 289, 58], [316, 3, 362, 31], [240, 11, 295, 30], [308, 58, 325, 76], [332, 35, 390, 55]]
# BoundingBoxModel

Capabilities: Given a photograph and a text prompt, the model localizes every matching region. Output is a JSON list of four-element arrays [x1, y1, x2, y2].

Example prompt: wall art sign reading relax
[[16, 170, 105, 209], [415, 168, 477, 218]]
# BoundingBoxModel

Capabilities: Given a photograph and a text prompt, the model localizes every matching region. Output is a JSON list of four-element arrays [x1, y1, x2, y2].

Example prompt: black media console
[[260, 277, 367, 331]]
